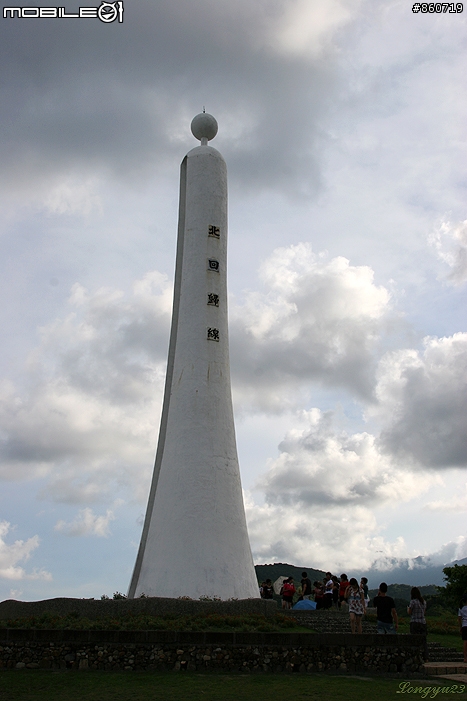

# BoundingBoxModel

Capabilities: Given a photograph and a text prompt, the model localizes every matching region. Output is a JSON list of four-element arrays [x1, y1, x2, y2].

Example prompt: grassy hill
[[254, 563, 326, 588], [368, 583, 438, 602]]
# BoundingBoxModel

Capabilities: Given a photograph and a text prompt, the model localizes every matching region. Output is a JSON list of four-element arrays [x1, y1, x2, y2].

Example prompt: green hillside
[[254, 563, 326, 587], [368, 583, 439, 602]]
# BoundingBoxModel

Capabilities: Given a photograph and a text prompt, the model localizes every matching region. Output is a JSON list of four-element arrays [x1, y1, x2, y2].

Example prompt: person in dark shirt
[[260, 579, 274, 599], [301, 571, 312, 600], [373, 582, 398, 633], [313, 581, 324, 610]]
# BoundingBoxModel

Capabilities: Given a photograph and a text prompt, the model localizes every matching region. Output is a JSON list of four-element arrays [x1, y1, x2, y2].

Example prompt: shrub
[[0, 612, 301, 632], [437, 565, 467, 608]]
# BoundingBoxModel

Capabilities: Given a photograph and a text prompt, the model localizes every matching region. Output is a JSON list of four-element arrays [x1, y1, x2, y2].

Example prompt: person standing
[[332, 576, 340, 608], [458, 594, 467, 663], [260, 579, 274, 599], [314, 581, 324, 610], [408, 587, 428, 661], [339, 574, 350, 609], [346, 577, 365, 633], [301, 572, 312, 600], [324, 572, 334, 609], [373, 582, 398, 633], [360, 577, 369, 609], [281, 577, 295, 610]]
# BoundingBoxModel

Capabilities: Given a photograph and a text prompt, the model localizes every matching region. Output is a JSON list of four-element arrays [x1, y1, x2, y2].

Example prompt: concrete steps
[[427, 641, 465, 662], [288, 608, 377, 634], [424, 661, 467, 683], [290, 611, 465, 666]]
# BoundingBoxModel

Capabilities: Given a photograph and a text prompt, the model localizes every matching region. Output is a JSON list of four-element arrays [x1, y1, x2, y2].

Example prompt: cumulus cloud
[[424, 484, 467, 513], [245, 490, 423, 573], [247, 481, 467, 573], [54, 507, 117, 538], [0, 242, 395, 506], [401, 538, 467, 569], [0, 272, 172, 502], [374, 333, 467, 468], [429, 219, 467, 286], [243, 407, 444, 571], [256, 408, 434, 509], [0, 521, 52, 581], [231, 242, 392, 410]]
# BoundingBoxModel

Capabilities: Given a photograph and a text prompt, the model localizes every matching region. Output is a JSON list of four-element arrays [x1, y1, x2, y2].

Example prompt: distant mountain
[[254, 557, 467, 590], [368, 583, 439, 602], [358, 557, 467, 589], [254, 563, 326, 587]]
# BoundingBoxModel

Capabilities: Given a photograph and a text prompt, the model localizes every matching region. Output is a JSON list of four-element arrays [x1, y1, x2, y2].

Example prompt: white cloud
[[257, 408, 436, 509], [42, 175, 103, 217], [54, 507, 117, 538], [231, 242, 392, 411], [429, 219, 467, 286], [0, 272, 172, 502], [424, 537, 467, 566], [374, 333, 467, 468], [9, 589, 23, 599], [246, 492, 416, 573], [265, 0, 359, 58], [0, 521, 52, 581], [244, 407, 443, 572], [424, 483, 467, 513], [0, 245, 394, 508]]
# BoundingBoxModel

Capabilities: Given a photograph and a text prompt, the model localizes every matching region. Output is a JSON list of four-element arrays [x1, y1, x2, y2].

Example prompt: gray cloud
[[0, 0, 347, 195], [255, 408, 436, 510], [375, 334, 467, 468], [0, 273, 171, 500], [231, 242, 392, 409], [430, 219, 467, 286]]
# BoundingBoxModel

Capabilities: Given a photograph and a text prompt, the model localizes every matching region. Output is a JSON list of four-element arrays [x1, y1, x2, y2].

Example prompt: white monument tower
[[128, 113, 259, 600]]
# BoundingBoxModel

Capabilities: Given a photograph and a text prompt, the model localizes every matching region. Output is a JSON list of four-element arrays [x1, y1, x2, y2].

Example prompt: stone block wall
[[0, 630, 426, 676]]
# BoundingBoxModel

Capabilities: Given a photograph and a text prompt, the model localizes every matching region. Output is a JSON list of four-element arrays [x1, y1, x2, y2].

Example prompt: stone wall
[[0, 630, 426, 676], [0, 596, 276, 621]]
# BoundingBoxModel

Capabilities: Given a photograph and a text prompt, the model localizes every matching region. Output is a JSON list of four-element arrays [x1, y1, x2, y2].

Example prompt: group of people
[[313, 573, 370, 614], [259, 571, 371, 617], [259, 571, 430, 640], [260, 571, 467, 665]]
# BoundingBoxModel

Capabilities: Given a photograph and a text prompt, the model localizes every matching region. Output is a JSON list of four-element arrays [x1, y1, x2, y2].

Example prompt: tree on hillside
[[437, 564, 467, 608]]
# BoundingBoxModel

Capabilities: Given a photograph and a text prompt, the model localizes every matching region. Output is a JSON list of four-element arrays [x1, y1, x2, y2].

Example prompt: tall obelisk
[[128, 113, 259, 600]]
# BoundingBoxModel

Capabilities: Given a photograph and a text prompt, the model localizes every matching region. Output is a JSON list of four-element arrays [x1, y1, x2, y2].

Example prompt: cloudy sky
[[0, 0, 466, 600]]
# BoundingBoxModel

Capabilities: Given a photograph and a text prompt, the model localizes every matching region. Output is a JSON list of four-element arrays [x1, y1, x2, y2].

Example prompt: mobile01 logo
[[3, 1, 124, 22]]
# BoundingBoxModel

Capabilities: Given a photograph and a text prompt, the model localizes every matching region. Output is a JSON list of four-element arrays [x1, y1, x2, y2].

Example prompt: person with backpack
[[281, 577, 296, 610]]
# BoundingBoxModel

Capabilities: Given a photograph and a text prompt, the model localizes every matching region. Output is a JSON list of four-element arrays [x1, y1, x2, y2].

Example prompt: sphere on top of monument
[[191, 112, 218, 142]]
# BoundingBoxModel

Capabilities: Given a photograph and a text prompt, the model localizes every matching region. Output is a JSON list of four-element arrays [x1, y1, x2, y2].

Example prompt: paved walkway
[[424, 662, 467, 684]]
